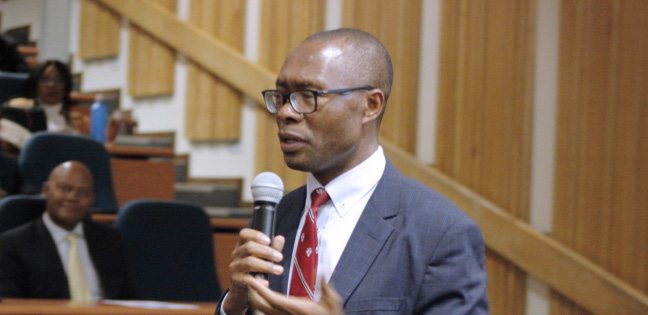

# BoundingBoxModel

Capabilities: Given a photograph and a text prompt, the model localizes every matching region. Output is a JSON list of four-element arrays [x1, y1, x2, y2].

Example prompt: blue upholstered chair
[[0, 195, 45, 234], [18, 131, 118, 213], [113, 200, 221, 302], [0, 71, 29, 104]]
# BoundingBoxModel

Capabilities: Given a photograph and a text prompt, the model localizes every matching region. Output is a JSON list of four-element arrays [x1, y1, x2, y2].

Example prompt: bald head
[[48, 161, 94, 186], [303, 28, 393, 105], [43, 161, 95, 230]]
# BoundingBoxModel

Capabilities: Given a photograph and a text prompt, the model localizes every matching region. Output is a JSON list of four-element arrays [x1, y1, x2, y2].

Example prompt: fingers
[[273, 235, 286, 252], [246, 276, 311, 315], [246, 277, 279, 314], [234, 229, 283, 261], [230, 229, 284, 276], [320, 281, 344, 315], [226, 229, 285, 314], [245, 276, 344, 315], [235, 228, 271, 248]]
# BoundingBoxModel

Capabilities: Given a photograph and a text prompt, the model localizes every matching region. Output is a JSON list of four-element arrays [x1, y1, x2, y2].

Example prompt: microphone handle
[[251, 201, 277, 280]]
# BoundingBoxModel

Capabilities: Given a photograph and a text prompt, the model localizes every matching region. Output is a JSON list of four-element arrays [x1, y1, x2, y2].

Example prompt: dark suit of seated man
[[0, 161, 135, 300]]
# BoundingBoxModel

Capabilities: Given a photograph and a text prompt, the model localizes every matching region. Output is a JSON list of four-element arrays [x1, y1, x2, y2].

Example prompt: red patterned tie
[[289, 187, 329, 299]]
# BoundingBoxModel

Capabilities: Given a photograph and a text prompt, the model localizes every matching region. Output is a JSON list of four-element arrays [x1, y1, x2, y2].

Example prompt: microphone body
[[250, 172, 284, 280], [252, 200, 277, 242]]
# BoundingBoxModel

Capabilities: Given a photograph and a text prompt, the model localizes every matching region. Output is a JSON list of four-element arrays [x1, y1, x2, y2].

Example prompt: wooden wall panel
[[342, 0, 421, 155], [79, 0, 120, 60], [551, 0, 648, 313], [254, 0, 325, 192], [436, 0, 536, 313], [184, 0, 244, 141], [127, 0, 176, 97]]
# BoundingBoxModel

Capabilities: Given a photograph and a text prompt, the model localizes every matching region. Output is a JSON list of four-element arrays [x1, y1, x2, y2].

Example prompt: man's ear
[[362, 89, 385, 124], [42, 181, 50, 195]]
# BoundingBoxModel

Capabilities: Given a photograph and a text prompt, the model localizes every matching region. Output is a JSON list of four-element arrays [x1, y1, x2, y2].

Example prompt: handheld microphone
[[251, 172, 284, 279]]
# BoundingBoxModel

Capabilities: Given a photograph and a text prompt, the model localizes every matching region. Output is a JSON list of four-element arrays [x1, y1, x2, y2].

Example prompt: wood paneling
[[87, 0, 648, 312], [184, 0, 245, 141], [79, 0, 120, 60], [97, 0, 275, 103], [436, 0, 536, 313], [342, 0, 421, 155], [551, 0, 648, 313], [384, 139, 648, 314], [127, 0, 176, 97], [254, 0, 326, 192]]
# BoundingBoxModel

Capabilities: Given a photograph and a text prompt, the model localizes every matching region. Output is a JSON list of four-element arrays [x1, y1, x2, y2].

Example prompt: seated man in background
[[0, 161, 135, 300]]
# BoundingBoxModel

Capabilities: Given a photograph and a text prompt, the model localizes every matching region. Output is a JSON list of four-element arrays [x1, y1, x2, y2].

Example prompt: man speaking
[[219, 28, 488, 314]]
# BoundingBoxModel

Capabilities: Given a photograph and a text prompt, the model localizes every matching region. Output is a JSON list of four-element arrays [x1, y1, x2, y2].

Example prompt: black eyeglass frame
[[261, 86, 373, 114]]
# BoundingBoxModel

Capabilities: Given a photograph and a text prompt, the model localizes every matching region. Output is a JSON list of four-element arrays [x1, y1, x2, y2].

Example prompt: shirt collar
[[307, 146, 386, 217], [42, 212, 84, 244], [40, 102, 63, 114]]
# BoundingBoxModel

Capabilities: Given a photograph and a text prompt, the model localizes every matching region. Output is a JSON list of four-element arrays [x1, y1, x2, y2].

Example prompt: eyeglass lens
[[265, 91, 316, 114]]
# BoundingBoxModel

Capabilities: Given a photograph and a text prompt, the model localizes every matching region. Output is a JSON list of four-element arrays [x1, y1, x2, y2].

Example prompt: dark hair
[[27, 60, 73, 120]]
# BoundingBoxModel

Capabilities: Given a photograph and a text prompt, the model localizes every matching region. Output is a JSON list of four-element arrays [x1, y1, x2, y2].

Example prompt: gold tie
[[66, 233, 92, 301]]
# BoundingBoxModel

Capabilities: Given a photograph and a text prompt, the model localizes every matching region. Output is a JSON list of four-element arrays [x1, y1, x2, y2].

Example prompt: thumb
[[319, 280, 343, 314]]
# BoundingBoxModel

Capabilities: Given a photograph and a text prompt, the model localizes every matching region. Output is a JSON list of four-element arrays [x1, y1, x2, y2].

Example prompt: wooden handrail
[[17, 45, 38, 56], [94, 0, 648, 312], [98, 0, 273, 105], [381, 140, 648, 314]]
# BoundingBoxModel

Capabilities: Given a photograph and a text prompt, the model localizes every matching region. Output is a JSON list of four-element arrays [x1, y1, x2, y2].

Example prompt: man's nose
[[65, 190, 82, 199], [276, 98, 302, 123]]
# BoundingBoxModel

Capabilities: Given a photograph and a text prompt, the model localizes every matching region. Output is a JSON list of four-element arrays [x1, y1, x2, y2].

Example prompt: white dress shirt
[[42, 212, 103, 301], [287, 146, 386, 300], [41, 102, 67, 132]]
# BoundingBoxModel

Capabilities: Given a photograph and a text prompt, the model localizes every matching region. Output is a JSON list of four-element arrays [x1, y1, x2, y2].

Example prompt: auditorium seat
[[0, 71, 29, 104], [18, 131, 118, 213], [0, 195, 45, 234], [113, 199, 221, 301]]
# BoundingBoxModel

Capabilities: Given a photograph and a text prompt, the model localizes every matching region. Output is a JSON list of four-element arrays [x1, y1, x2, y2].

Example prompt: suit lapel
[[83, 221, 103, 275], [269, 186, 306, 294], [35, 218, 70, 295], [329, 160, 401, 304]]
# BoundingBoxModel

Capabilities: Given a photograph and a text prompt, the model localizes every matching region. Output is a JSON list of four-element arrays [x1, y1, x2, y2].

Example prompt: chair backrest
[[0, 195, 45, 234], [18, 131, 118, 213], [0, 71, 28, 104], [113, 200, 221, 301]]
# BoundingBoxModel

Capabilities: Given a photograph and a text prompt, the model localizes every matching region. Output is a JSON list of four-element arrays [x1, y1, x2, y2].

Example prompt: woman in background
[[27, 60, 74, 132], [6, 60, 75, 133]]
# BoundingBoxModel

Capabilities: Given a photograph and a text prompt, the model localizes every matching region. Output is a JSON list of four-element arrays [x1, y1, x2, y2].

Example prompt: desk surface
[[105, 143, 174, 158], [91, 213, 249, 230], [0, 298, 217, 315]]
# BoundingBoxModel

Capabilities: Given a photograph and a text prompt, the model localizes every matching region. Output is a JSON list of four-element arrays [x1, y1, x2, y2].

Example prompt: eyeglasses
[[54, 183, 93, 198], [38, 77, 65, 85], [262, 86, 372, 114]]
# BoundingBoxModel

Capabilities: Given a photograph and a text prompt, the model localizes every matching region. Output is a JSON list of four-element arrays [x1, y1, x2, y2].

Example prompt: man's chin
[[283, 156, 310, 172]]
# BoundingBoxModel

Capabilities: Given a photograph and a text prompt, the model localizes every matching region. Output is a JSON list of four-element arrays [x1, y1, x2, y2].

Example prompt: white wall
[[0, 0, 41, 41], [39, 0, 71, 61]]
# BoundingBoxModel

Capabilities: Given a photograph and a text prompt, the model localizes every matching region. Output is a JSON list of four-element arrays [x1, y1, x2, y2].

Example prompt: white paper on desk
[[102, 299, 200, 310]]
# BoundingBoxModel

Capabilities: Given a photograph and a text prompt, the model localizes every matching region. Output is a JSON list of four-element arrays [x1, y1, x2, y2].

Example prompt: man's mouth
[[279, 132, 306, 152]]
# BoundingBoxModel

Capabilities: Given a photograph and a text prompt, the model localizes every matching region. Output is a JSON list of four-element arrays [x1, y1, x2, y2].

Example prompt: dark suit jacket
[[0, 154, 22, 195], [218, 159, 488, 314], [0, 216, 136, 299]]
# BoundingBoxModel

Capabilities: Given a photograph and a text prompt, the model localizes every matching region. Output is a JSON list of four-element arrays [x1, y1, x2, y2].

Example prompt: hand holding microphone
[[224, 172, 285, 314]]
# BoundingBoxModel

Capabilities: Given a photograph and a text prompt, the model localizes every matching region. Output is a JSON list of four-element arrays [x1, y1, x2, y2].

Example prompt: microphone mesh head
[[251, 172, 284, 203]]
